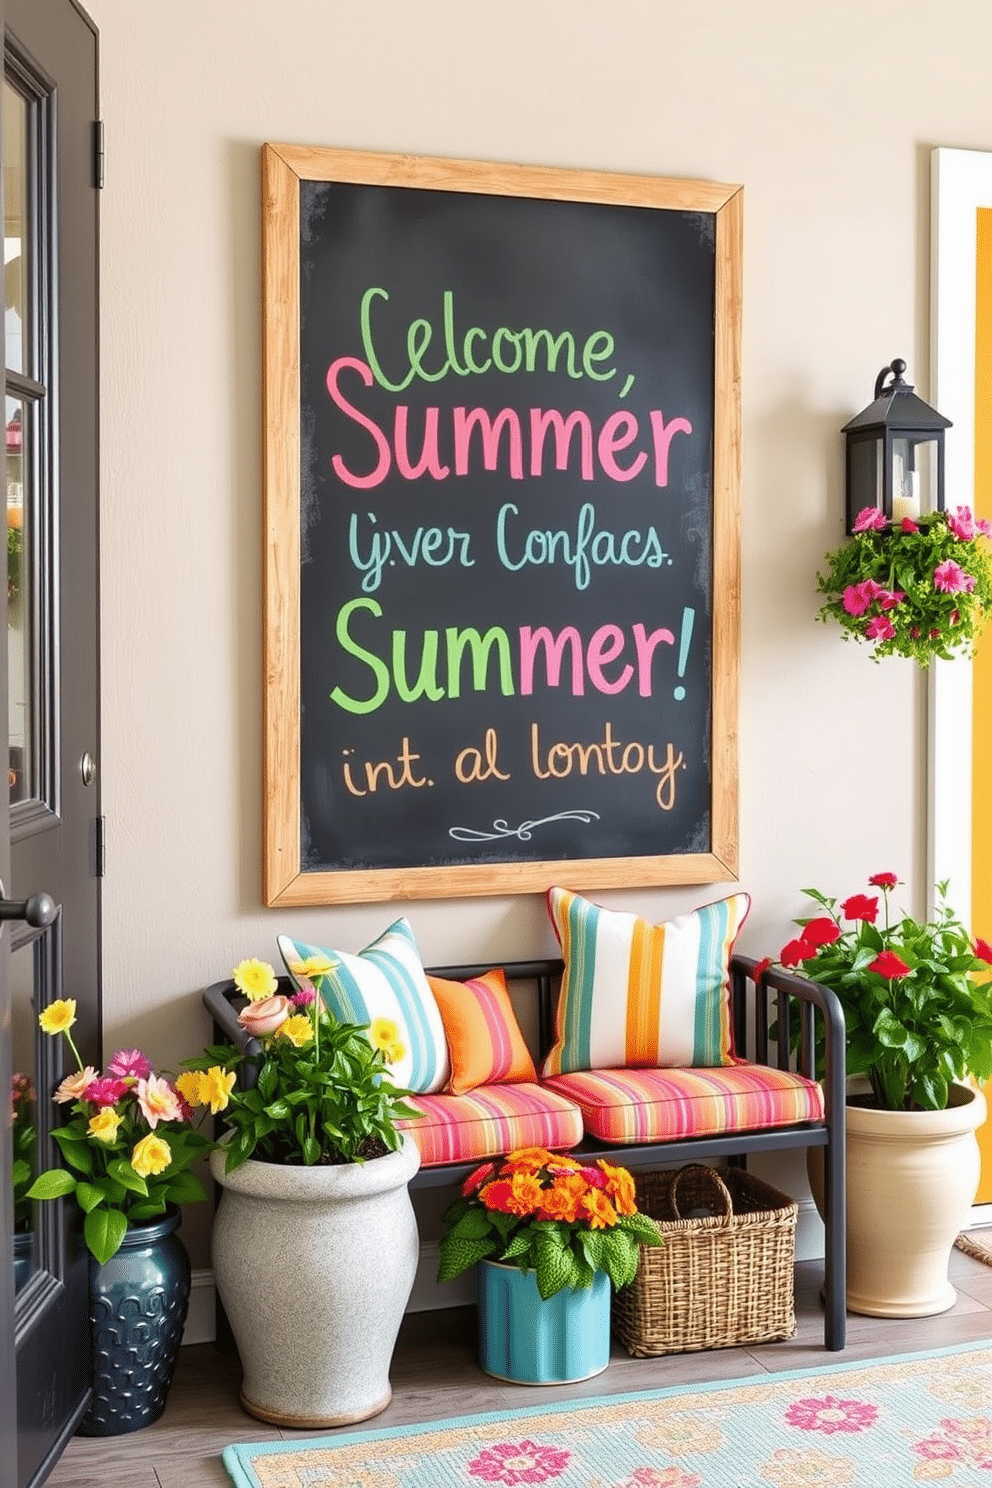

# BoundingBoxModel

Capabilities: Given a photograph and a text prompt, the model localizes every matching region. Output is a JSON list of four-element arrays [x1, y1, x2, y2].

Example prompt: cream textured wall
[[82, 0, 992, 1264]]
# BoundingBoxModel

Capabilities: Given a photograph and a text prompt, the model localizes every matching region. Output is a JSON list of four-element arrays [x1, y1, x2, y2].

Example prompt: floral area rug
[[223, 1342, 992, 1487]]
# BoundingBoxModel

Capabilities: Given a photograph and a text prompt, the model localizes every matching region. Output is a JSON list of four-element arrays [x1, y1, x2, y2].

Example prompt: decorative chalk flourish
[[449, 811, 601, 844]]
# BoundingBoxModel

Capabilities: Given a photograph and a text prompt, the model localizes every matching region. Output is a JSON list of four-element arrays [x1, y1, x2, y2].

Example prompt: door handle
[[0, 884, 57, 927]]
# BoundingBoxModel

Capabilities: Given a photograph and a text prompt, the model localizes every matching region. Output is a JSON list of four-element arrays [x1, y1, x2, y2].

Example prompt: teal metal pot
[[478, 1259, 611, 1384]]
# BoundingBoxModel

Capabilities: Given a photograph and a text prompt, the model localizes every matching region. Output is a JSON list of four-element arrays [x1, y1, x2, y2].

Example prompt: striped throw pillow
[[541, 887, 750, 1075], [277, 917, 450, 1094], [428, 969, 537, 1095]]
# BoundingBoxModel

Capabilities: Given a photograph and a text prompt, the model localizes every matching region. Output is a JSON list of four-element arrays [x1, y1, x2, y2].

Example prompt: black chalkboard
[[263, 146, 742, 905]]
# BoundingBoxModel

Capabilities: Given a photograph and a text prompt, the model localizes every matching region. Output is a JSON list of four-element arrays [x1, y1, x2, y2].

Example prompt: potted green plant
[[26, 998, 213, 1435], [182, 956, 422, 1428], [437, 1146, 663, 1384], [761, 872, 992, 1317], [816, 505, 992, 665]]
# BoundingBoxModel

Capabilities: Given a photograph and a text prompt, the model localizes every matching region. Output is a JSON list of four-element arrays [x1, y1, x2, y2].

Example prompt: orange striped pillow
[[428, 970, 537, 1096]]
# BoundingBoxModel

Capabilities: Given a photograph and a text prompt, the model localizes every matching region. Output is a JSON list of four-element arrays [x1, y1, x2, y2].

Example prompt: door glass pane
[[11, 942, 37, 1293], [6, 393, 28, 802], [3, 81, 27, 377]]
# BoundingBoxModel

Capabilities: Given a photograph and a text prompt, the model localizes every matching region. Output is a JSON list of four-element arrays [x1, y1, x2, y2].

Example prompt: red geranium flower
[[801, 917, 841, 949], [868, 950, 911, 979], [842, 894, 878, 923], [974, 938, 992, 965], [752, 956, 773, 982], [868, 872, 898, 890], [780, 938, 812, 969]]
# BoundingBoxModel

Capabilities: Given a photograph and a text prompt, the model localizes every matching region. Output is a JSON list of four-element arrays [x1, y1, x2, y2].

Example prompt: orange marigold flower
[[501, 1147, 554, 1174], [538, 1186, 581, 1223], [582, 1189, 619, 1229], [551, 1172, 588, 1199], [597, 1160, 637, 1216], [506, 1172, 544, 1215]]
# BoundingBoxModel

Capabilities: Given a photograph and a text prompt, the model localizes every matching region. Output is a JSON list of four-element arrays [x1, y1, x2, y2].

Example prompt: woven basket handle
[[668, 1164, 734, 1224]]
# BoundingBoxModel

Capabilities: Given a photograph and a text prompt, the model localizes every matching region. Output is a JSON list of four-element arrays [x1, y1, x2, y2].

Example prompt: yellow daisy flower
[[199, 1066, 237, 1115], [384, 1041, 406, 1064], [88, 1107, 123, 1144], [369, 1017, 400, 1051], [274, 1015, 313, 1048], [174, 1070, 204, 1108], [131, 1133, 172, 1178], [38, 999, 77, 1035], [232, 958, 278, 1003]]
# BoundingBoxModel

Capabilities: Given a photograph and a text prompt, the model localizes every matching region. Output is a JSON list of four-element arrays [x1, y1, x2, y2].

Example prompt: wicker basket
[[612, 1163, 798, 1356]]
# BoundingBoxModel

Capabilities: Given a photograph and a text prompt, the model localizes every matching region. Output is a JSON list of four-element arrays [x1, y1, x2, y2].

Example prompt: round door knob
[[80, 751, 97, 787]]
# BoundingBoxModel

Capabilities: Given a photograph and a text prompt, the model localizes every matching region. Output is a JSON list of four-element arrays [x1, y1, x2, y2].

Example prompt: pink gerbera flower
[[107, 1048, 152, 1079], [84, 1077, 130, 1107]]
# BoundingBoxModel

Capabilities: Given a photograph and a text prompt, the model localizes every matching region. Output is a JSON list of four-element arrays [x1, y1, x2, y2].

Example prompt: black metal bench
[[203, 953, 846, 1350]]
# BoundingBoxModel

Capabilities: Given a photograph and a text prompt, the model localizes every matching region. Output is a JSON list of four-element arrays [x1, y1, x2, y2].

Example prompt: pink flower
[[975, 938, 992, 964], [852, 506, 890, 533], [934, 559, 974, 593], [468, 1441, 571, 1484], [869, 872, 898, 889], [578, 1165, 608, 1188], [869, 950, 912, 979], [865, 615, 895, 641], [979, 517, 992, 537], [54, 1066, 99, 1104], [800, 917, 840, 949], [947, 505, 977, 540], [237, 994, 293, 1038], [107, 1048, 152, 1079], [462, 1161, 496, 1198], [841, 894, 878, 923], [900, 517, 920, 533], [290, 987, 317, 1008], [877, 589, 905, 610], [784, 1394, 880, 1434], [84, 1077, 130, 1107], [842, 583, 872, 616], [912, 1434, 963, 1462], [134, 1073, 184, 1128]]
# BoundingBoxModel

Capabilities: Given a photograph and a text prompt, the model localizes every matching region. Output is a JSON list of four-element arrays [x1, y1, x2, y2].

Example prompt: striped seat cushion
[[540, 1061, 825, 1144], [397, 1082, 584, 1168]]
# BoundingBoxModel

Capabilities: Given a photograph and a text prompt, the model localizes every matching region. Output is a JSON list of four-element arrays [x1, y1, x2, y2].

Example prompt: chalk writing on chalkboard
[[263, 146, 742, 906]]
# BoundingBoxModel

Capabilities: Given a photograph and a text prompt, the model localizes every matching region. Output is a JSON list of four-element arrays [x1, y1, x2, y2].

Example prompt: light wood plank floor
[[46, 1247, 992, 1488]]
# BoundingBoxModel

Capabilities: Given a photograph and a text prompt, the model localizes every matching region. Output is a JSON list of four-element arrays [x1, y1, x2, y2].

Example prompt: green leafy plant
[[11, 1072, 35, 1233], [816, 505, 992, 666], [26, 999, 213, 1262], [437, 1146, 663, 1300], [181, 957, 420, 1173], [762, 872, 992, 1111]]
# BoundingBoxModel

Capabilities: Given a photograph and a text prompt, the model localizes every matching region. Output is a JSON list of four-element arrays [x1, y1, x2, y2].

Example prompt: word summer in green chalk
[[328, 600, 696, 717], [324, 357, 693, 490]]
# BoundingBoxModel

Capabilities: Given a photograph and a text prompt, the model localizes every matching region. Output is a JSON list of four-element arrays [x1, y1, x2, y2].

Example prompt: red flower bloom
[[801, 917, 841, 949], [868, 872, 898, 890], [841, 894, 878, 923], [752, 956, 773, 982], [780, 938, 812, 968], [868, 950, 911, 979], [974, 938, 992, 965], [462, 1161, 495, 1198]]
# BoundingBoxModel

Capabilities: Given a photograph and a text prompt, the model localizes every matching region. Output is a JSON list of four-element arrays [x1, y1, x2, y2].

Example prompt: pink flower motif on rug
[[467, 1441, 571, 1484], [784, 1395, 879, 1434], [622, 1467, 702, 1487], [912, 1416, 992, 1470]]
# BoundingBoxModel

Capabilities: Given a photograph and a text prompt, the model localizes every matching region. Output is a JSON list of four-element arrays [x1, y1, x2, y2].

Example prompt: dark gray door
[[0, 0, 101, 1483]]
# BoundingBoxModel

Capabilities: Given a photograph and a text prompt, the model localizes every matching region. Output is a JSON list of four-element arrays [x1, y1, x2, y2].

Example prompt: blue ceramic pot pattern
[[478, 1259, 611, 1384], [76, 1206, 191, 1437]]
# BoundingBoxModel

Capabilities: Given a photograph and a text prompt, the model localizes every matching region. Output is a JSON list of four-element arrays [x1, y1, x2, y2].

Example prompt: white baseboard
[[182, 1268, 217, 1347]]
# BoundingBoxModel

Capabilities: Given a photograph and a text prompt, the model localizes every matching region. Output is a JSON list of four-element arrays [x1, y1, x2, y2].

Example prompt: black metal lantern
[[841, 358, 951, 534]]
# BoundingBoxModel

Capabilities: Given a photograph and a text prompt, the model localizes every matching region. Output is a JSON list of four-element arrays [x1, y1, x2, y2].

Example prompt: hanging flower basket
[[816, 505, 992, 666]]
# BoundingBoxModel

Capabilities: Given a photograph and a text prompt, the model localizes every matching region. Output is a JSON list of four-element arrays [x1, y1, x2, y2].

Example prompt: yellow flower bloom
[[384, 1041, 406, 1064], [369, 1016, 400, 1051], [174, 1071, 203, 1107], [275, 1015, 313, 1048], [88, 1107, 123, 1144], [199, 1066, 237, 1115], [287, 953, 337, 979], [131, 1133, 172, 1177], [39, 999, 77, 1035], [232, 958, 278, 1003]]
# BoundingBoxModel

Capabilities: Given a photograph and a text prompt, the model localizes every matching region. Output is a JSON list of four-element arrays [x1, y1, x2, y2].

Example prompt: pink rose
[[238, 994, 293, 1037]]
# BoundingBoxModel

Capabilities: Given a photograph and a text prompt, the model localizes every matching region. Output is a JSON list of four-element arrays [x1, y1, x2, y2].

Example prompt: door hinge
[[96, 815, 106, 877], [94, 120, 104, 190]]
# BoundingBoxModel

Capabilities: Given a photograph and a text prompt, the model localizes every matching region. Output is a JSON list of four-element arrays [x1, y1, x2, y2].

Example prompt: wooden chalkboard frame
[[262, 143, 742, 906]]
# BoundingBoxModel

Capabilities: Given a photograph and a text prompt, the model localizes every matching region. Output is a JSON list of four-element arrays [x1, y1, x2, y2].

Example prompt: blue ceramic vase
[[478, 1259, 611, 1384], [76, 1205, 191, 1437]]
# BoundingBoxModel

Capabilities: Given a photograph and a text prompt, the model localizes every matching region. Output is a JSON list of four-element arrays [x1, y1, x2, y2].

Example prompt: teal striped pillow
[[277, 918, 450, 1094]]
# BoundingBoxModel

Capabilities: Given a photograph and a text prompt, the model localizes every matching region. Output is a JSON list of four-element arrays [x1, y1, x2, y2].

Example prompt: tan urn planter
[[210, 1133, 421, 1426], [809, 1079, 987, 1318]]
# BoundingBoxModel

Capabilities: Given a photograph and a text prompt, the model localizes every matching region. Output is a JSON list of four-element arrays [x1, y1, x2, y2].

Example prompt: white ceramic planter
[[210, 1134, 421, 1426], [809, 1079, 987, 1318]]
